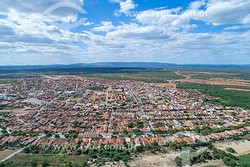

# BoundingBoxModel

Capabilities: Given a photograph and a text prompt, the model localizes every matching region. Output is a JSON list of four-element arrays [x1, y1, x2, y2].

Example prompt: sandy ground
[[0, 149, 17, 161], [214, 140, 250, 155], [224, 88, 250, 92], [98, 152, 181, 167], [12, 109, 30, 116], [1, 109, 30, 116], [128, 152, 180, 167], [192, 160, 226, 167], [181, 78, 250, 87]]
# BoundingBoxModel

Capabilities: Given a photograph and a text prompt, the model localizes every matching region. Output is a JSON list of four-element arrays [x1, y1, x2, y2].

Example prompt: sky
[[0, 0, 250, 65]]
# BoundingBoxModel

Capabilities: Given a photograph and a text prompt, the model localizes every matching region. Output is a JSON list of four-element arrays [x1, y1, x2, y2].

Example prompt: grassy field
[[0, 149, 18, 161], [177, 82, 250, 109], [2, 153, 88, 167], [0, 79, 18, 84], [238, 154, 250, 167]]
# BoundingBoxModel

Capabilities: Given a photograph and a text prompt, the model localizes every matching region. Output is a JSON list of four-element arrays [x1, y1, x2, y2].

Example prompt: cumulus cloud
[[196, 0, 250, 25], [119, 0, 136, 14], [92, 21, 115, 32], [135, 8, 193, 31], [0, 0, 250, 65], [0, 0, 90, 65], [188, 0, 206, 10], [0, 0, 84, 19], [109, 0, 122, 3]]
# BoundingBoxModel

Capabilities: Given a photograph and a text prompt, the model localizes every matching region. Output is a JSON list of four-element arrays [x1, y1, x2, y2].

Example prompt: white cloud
[[0, 1, 90, 65], [0, 0, 85, 23], [135, 8, 196, 32], [224, 24, 250, 30], [0, 0, 250, 65], [82, 21, 94, 26], [196, 0, 250, 26], [119, 0, 136, 14], [189, 0, 206, 10], [109, 0, 122, 3], [84, 18, 250, 64], [92, 21, 115, 32]]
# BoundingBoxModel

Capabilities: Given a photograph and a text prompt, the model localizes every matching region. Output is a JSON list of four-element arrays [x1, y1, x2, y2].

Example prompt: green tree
[[66, 162, 73, 167], [41, 161, 49, 167], [226, 147, 237, 154]]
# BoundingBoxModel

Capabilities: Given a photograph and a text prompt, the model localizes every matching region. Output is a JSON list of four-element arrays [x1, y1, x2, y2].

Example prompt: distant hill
[[70, 62, 178, 68], [70, 62, 250, 68], [1, 62, 250, 69]]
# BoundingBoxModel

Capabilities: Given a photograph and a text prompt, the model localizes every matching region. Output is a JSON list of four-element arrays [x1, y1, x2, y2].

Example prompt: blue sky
[[0, 0, 250, 65]]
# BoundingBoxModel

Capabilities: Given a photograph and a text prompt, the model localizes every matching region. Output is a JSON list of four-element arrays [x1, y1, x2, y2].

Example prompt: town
[[0, 76, 249, 156]]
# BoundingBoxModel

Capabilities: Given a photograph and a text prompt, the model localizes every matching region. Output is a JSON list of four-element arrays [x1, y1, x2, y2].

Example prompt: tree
[[82, 160, 88, 167], [55, 134, 60, 138], [226, 147, 237, 154], [0, 163, 7, 167], [113, 154, 120, 161], [127, 123, 133, 128], [223, 157, 237, 167], [65, 162, 73, 167], [41, 161, 49, 167], [123, 128, 128, 135], [175, 156, 182, 167], [135, 146, 143, 153], [23, 147, 31, 154], [74, 149, 82, 155]]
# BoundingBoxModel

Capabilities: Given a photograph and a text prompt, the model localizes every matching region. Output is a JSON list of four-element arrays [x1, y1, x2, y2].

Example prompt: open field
[[128, 152, 180, 167], [10, 109, 30, 116], [101, 152, 181, 167], [224, 88, 250, 92], [182, 71, 250, 80], [0, 109, 29, 116], [3, 153, 88, 167], [214, 140, 250, 156], [0, 149, 18, 161], [180, 78, 250, 87], [192, 160, 226, 167]]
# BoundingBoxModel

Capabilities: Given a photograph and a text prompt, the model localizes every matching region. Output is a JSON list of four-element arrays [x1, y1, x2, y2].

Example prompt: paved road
[[124, 82, 155, 131]]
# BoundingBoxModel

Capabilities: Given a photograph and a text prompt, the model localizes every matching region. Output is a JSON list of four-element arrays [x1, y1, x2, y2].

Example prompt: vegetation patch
[[177, 82, 250, 109]]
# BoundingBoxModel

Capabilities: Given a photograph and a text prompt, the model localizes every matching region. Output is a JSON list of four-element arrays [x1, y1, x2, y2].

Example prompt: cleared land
[[128, 152, 180, 167], [102, 152, 181, 167], [180, 78, 250, 87], [192, 160, 226, 167], [214, 140, 250, 155], [0, 109, 30, 116], [0, 149, 18, 161], [224, 88, 250, 92]]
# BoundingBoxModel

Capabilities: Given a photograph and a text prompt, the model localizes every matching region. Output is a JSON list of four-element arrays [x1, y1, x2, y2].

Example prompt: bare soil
[[0, 149, 18, 161], [214, 140, 250, 155]]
